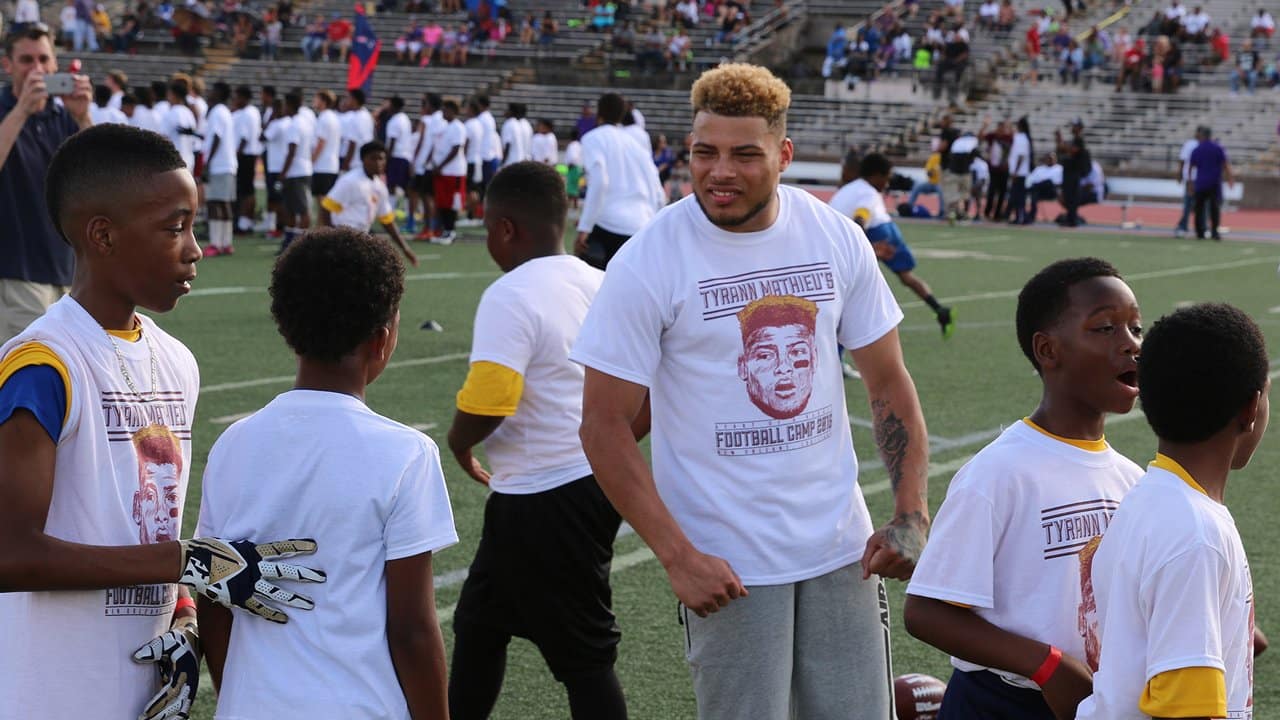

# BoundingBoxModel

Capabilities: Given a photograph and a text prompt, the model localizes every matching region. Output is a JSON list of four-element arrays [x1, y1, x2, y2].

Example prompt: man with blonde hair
[[573, 63, 931, 719]]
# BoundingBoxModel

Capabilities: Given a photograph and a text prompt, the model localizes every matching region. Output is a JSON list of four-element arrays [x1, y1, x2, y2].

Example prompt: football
[[895, 673, 946, 720]]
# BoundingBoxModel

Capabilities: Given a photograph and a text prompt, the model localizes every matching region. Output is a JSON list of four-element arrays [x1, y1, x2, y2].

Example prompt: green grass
[[170, 221, 1280, 719]]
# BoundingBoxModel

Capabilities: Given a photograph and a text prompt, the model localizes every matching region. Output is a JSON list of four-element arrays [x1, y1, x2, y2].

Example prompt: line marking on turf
[[411, 422, 438, 432], [210, 411, 254, 425], [187, 270, 493, 297], [900, 255, 1280, 309], [913, 234, 1014, 248], [202, 352, 470, 393]]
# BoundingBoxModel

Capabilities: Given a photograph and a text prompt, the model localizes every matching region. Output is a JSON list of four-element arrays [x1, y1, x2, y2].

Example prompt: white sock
[[264, 211, 276, 230], [213, 220, 228, 249], [222, 220, 235, 250]]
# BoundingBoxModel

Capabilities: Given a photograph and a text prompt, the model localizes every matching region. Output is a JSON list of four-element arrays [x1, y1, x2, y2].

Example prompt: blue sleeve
[[0, 364, 67, 443]]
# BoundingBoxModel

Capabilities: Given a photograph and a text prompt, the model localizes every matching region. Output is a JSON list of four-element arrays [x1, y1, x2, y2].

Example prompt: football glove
[[178, 538, 326, 624], [132, 617, 199, 720]]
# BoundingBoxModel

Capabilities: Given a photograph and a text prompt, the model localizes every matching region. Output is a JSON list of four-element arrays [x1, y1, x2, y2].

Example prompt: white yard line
[[201, 352, 470, 393], [187, 268, 488, 297]]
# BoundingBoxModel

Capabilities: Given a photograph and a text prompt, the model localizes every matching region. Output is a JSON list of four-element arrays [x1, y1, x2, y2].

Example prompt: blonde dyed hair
[[690, 63, 791, 133]]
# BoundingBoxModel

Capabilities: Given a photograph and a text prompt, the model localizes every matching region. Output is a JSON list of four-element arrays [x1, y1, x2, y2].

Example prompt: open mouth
[[1117, 370, 1138, 389], [707, 188, 740, 205]]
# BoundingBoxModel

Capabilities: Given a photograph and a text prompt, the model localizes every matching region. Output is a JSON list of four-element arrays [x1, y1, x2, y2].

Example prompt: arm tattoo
[[871, 399, 909, 493], [884, 511, 927, 563]]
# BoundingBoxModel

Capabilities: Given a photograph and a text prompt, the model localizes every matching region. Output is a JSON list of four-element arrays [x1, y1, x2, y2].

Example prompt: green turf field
[[173, 221, 1280, 718]]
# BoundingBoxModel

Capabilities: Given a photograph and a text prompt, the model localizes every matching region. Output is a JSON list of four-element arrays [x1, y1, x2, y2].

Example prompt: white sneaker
[[456, 218, 483, 227], [430, 231, 456, 246]]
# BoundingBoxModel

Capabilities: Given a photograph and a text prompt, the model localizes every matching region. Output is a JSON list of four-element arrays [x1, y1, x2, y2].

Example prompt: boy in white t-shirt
[[1077, 303, 1269, 720], [829, 152, 954, 338], [447, 161, 628, 719], [572, 64, 930, 720], [198, 227, 457, 720], [905, 258, 1145, 720], [0, 124, 324, 720], [319, 140, 418, 268], [201, 82, 239, 258]]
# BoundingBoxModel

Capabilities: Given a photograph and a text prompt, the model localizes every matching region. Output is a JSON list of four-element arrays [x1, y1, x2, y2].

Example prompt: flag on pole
[[347, 5, 380, 94]]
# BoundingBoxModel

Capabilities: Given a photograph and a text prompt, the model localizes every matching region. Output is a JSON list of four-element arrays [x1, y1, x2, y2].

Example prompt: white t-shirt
[[203, 103, 239, 176], [284, 114, 314, 179], [1164, 2, 1186, 19], [263, 116, 290, 174], [164, 104, 198, 170], [829, 178, 891, 229], [564, 139, 583, 167], [153, 99, 171, 119], [470, 255, 603, 493], [1026, 163, 1063, 187], [501, 117, 529, 165], [90, 105, 129, 125], [188, 95, 208, 136], [624, 123, 651, 153], [15, 0, 39, 23], [570, 185, 903, 585], [979, 0, 999, 18], [1076, 464, 1255, 720], [1182, 10, 1210, 33], [479, 110, 502, 161], [197, 390, 457, 720], [233, 105, 263, 156], [464, 116, 483, 163], [313, 108, 342, 175], [0, 297, 200, 719], [341, 107, 375, 164], [530, 131, 558, 164], [386, 111, 414, 161], [129, 106, 159, 134], [907, 420, 1143, 686], [416, 111, 443, 173], [1179, 138, 1200, 182], [59, 3, 76, 30], [1252, 12, 1274, 30], [431, 118, 468, 177], [576, 123, 665, 236], [970, 157, 990, 184], [323, 167, 394, 231]]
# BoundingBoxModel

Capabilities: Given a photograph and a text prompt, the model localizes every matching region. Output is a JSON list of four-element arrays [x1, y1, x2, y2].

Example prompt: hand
[[664, 546, 748, 617], [178, 538, 326, 623], [872, 240, 897, 261], [861, 510, 929, 580], [132, 617, 200, 720], [1039, 652, 1093, 720], [574, 230, 589, 256], [456, 451, 491, 486], [14, 71, 50, 120], [404, 248, 420, 267], [64, 74, 93, 127]]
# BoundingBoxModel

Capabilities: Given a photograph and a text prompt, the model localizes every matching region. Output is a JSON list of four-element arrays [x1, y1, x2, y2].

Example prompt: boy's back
[[1077, 459, 1254, 720], [197, 390, 457, 719]]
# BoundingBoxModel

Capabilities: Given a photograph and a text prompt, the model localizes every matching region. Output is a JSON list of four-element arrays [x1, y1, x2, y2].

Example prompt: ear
[[1236, 389, 1262, 434], [1032, 330, 1060, 371], [365, 325, 392, 364], [778, 136, 794, 172], [84, 215, 114, 257]]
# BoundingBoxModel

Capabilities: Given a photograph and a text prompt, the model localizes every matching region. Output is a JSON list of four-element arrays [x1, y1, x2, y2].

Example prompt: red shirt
[[1124, 45, 1143, 67], [1025, 25, 1040, 55], [327, 19, 352, 41], [1211, 33, 1229, 60]]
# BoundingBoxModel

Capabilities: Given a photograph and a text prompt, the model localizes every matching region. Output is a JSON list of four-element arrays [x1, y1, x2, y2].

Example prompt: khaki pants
[[0, 279, 66, 345]]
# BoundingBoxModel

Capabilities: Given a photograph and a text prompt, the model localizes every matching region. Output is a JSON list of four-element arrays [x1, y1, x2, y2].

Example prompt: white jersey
[[187, 95, 208, 135], [469, 255, 603, 493], [564, 139, 583, 167], [341, 107, 376, 165], [0, 296, 199, 719], [90, 105, 129, 125], [907, 420, 1142, 685], [322, 167, 394, 231], [576, 123, 665, 236], [501, 117, 530, 165], [313, 109, 343, 175], [479, 109, 502, 161], [829, 178, 891, 229], [571, 186, 903, 585], [163, 104, 198, 171], [432, 118, 468, 177], [386, 112, 414, 161], [1179, 138, 1200, 182], [416, 111, 444, 174], [233, 105, 263, 156], [197, 390, 457, 720], [530, 131, 558, 165], [284, 114, 314, 179], [624, 123, 651, 153], [1077, 460, 1255, 720], [129, 106, 161, 134], [202, 103, 238, 176], [464, 117, 483, 163], [263, 115, 291, 174]]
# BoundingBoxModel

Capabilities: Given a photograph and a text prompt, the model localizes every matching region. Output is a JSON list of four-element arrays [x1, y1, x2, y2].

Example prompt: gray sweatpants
[[681, 562, 894, 720]]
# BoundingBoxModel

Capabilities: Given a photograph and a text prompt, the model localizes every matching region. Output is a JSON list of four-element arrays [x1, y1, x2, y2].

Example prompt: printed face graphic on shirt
[[131, 424, 183, 544], [737, 296, 818, 420], [1077, 535, 1103, 671]]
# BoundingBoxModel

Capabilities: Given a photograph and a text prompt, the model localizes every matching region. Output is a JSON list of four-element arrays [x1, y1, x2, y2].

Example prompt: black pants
[[1061, 173, 1081, 225], [1007, 175, 1027, 222], [938, 669, 1055, 720], [579, 226, 630, 270], [1194, 188, 1221, 238], [985, 167, 1009, 219]]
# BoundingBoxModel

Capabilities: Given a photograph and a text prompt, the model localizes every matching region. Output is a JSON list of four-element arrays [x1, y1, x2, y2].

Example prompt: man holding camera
[[0, 25, 92, 343]]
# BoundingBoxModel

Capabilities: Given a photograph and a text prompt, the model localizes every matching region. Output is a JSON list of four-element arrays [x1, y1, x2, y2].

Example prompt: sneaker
[[841, 362, 862, 380], [938, 306, 956, 339], [414, 228, 435, 242], [1211, 233, 1222, 241], [202, 244, 221, 258], [221, 245, 235, 256], [430, 231, 456, 246], [1174, 226, 1186, 238], [266, 229, 283, 239]]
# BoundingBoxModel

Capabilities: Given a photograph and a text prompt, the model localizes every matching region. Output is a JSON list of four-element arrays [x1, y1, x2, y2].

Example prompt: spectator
[[1060, 38, 1084, 82], [395, 20, 422, 64], [0, 25, 92, 341], [1230, 38, 1261, 93], [301, 15, 325, 61], [262, 10, 281, 59], [59, 0, 77, 48], [1006, 115, 1033, 224], [539, 11, 558, 49], [652, 132, 675, 182], [1111, 25, 1132, 64], [996, 0, 1016, 31], [1179, 5, 1209, 42], [674, 0, 698, 28], [113, 11, 141, 53], [891, 26, 913, 63], [1083, 27, 1108, 69], [977, 0, 999, 30], [12, 0, 39, 34], [91, 3, 112, 48], [612, 19, 635, 51], [72, 0, 98, 51], [943, 0, 964, 18], [1187, 125, 1231, 240], [518, 13, 537, 44], [1207, 27, 1229, 65], [1159, 35, 1183, 92], [323, 14, 353, 62], [421, 19, 443, 64], [1251, 8, 1275, 39], [591, 1, 616, 32], [1161, 0, 1185, 35], [1115, 37, 1145, 90], [666, 26, 691, 70], [934, 22, 970, 101], [636, 23, 665, 74], [981, 117, 1012, 220], [1023, 21, 1041, 83]]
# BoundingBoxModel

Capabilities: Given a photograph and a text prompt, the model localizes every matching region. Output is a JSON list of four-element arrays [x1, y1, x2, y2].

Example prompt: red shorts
[[434, 174, 466, 211]]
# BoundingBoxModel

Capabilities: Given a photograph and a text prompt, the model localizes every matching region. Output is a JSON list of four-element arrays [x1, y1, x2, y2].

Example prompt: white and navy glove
[[178, 538, 326, 623], [132, 617, 200, 720]]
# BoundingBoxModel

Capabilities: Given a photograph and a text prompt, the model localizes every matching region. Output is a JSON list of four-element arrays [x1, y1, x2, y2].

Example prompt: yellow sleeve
[[0, 341, 72, 424], [925, 155, 941, 182], [377, 212, 397, 226], [1138, 666, 1226, 718], [320, 196, 344, 213], [456, 361, 525, 417], [944, 600, 973, 609]]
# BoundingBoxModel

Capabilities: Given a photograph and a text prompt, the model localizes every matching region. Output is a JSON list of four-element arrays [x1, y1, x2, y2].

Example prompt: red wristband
[[173, 596, 197, 614], [1030, 646, 1063, 686]]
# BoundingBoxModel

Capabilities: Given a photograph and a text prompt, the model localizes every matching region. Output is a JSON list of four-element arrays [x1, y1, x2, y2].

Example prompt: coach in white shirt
[[573, 92, 665, 269]]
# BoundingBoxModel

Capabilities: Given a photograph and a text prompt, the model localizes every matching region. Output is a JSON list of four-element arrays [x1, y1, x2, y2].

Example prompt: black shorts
[[453, 475, 622, 680], [578, 225, 630, 270], [265, 171, 282, 203], [311, 173, 338, 197], [282, 176, 312, 216], [236, 154, 258, 200], [413, 170, 434, 195], [937, 669, 1054, 720]]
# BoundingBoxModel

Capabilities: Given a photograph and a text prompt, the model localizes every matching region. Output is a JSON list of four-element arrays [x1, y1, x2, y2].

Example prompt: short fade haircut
[[5, 24, 53, 57], [597, 93, 625, 124], [860, 152, 892, 178], [316, 89, 337, 108], [234, 84, 253, 101], [690, 63, 791, 133], [1015, 257, 1123, 372], [348, 87, 365, 105], [486, 161, 568, 236], [359, 140, 387, 159], [270, 227, 405, 363], [424, 92, 442, 111], [1139, 303, 1268, 444], [45, 125, 187, 245]]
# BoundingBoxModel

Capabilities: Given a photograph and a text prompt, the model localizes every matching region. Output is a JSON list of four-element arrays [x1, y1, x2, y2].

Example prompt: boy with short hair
[[904, 257, 1146, 720], [319, 140, 418, 267], [829, 152, 954, 338], [447, 161, 627, 720], [1076, 303, 1268, 720], [198, 226, 457, 719], [0, 124, 324, 720]]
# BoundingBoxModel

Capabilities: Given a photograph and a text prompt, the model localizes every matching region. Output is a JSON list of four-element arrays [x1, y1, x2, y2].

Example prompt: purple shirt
[[1189, 140, 1227, 193]]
